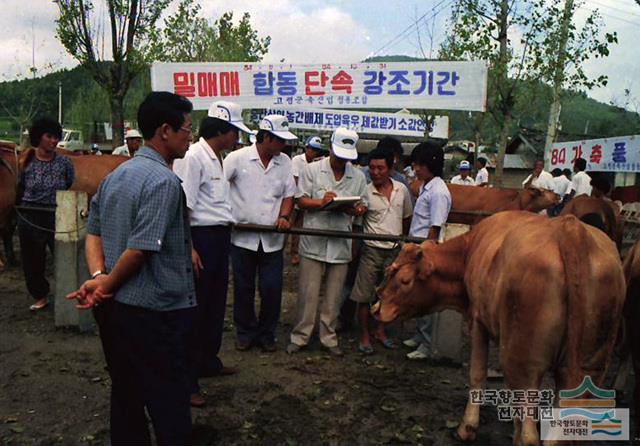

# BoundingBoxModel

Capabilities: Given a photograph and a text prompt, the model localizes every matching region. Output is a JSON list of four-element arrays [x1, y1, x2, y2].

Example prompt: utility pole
[[543, 0, 574, 155], [58, 81, 62, 124]]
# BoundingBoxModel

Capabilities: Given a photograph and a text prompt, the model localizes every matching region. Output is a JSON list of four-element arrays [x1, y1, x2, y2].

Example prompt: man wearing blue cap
[[451, 160, 475, 186], [290, 136, 325, 264]]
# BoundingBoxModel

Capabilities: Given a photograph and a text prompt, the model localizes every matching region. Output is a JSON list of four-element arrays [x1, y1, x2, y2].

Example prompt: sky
[[1, 0, 639, 109]]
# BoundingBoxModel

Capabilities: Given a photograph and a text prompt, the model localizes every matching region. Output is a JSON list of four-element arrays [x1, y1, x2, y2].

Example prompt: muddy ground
[[0, 246, 635, 445]]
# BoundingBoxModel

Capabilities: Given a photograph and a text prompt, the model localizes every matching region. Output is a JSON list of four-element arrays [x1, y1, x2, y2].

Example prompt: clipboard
[[320, 196, 361, 211]]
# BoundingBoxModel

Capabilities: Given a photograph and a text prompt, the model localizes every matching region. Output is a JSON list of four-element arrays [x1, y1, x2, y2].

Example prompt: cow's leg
[[502, 358, 546, 446], [457, 319, 489, 442]]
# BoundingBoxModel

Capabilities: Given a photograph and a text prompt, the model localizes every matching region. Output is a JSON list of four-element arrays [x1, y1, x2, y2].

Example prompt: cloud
[[0, 1, 75, 80], [198, 0, 372, 63]]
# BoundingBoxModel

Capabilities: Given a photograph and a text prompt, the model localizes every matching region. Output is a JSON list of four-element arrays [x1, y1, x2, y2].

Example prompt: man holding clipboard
[[287, 127, 368, 356]]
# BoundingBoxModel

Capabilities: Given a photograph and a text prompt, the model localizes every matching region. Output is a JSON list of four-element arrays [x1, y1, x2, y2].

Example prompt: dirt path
[[0, 254, 629, 445]]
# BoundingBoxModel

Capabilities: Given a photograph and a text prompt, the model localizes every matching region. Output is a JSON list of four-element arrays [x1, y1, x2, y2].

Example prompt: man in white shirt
[[290, 136, 324, 265], [287, 127, 368, 357], [451, 160, 475, 186], [404, 141, 451, 360], [475, 157, 489, 186], [112, 129, 143, 157], [522, 160, 554, 190], [349, 147, 412, 354], [571, 158, 592, 197], [548, 168, 573, 216], [173, 101, 252, 407], [224, 115, 297, 353]]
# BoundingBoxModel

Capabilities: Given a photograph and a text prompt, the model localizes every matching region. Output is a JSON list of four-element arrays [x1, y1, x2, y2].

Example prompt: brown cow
[[410, 180, 559, 224], [373, 211, 625, 446], [0, 144, 18, 266], [622, 240, 640, 437], [560, 195, 622, 246]]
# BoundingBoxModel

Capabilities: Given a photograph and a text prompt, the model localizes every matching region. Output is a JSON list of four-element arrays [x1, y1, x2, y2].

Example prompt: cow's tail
[[557, 215, 590, 381]]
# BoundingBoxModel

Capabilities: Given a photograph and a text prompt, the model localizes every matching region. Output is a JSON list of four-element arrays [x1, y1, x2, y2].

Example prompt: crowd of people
[[21, 91, 607, 446]]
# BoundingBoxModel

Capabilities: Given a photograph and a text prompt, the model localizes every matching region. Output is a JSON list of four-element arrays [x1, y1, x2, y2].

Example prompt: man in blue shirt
[[67, 92, 196, 446], [404, 141, 451, 360]]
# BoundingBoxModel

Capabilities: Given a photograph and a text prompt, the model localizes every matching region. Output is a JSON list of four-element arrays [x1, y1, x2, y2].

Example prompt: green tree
[[55, 0, 169, 147], [440, 0, 615, 185], [144, 0, 270, 63]]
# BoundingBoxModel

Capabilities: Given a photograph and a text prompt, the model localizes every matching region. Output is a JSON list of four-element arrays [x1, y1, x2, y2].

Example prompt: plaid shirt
[[87, 147, 196, 311]]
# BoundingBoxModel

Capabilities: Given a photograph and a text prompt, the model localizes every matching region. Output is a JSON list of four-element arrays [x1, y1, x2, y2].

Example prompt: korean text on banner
[[248, 108, 449, 138], [150, 61, 488, 112], [547, 135, 640, 173]]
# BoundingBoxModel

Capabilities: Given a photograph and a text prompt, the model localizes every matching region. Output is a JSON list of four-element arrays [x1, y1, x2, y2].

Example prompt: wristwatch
[[278, 215, 290, 222], [91, 270, 106, 279]]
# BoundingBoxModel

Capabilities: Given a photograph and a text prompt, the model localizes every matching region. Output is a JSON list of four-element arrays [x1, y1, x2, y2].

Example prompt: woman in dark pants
[[17, 118, 74, 311]]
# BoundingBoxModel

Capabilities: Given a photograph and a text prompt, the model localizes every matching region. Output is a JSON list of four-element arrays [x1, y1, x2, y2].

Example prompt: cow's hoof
[[456, 423, 477, 442]]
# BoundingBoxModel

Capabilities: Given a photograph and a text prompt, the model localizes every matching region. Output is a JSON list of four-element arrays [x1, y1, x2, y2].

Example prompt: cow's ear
[[418, 258, 435, 280]]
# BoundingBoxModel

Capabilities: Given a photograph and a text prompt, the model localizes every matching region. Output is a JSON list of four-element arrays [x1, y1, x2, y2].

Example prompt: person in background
[[590, 176, 612, 200], [548, 168, 573, 216], [290, 136, 325, 265], [67, 91, 196, 446], [112, 129, 143, 157], [523, 159, 554, 190], [287, 127, 367, 357], [361, 136, 410, 190], [18, 117, 74, 311], [173, 100, 252, 407], [350, 147, 412, 354], [571, 158, 592, 197], [404, 141, 451, 360], [475, 157, 489, 186], [225, 115, 297, 353], [451, 160, 475, 186]]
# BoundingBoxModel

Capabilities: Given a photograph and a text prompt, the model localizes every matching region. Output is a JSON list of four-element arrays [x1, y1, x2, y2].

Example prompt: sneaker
[[406, 349, 430, 360], [286, 343, 301, 355], [403, 338, 419, 348], [327, 346, 344, 357]]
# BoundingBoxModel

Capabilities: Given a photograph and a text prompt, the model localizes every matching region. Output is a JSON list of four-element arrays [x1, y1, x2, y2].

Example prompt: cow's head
[[372, 242, 440, 323], [520, 187, 560, 212]]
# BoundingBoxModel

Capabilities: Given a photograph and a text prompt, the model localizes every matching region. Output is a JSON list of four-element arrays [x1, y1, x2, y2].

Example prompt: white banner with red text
[[547, 135, 640, 173], [150, 61, 488, 112]]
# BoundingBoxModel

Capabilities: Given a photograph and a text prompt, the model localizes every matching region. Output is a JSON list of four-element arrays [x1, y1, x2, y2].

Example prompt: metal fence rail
[[233, 223, 427, 244]]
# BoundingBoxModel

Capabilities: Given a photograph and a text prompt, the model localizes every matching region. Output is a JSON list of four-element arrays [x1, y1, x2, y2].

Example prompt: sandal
[[29, 300, 49, 311], [374, 336, 397, 350], [357, 343, 374, 355]]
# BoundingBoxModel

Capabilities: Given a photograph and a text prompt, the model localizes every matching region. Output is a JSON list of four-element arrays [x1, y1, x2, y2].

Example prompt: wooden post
[[54, 190, 93, 331], [431, 223, 471, 363]]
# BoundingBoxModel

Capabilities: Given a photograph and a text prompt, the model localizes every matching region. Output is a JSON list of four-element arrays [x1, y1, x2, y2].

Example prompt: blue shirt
[[21, 153, 74, 206], [87, 147, 196, 311], [409, 176, 451, 238]]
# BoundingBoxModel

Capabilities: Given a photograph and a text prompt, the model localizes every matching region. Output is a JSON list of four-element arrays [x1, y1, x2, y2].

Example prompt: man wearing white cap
[[112, 129, 143, 157], [290, 135, 325, 265], [287, 127, 368, 357], [224, 114, 297, 353], [451, 160, 475, 186], [173, 100, 252, 407]]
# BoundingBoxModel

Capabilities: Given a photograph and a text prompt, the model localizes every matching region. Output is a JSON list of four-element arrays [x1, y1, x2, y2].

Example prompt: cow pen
[[1, 193, 637, 445]]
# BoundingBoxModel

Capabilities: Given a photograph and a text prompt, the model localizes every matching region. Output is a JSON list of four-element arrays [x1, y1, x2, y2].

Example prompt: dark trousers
[[188, 225, 231, 393], [338, 239, 363, 328], [231, 244, 283, 345], [94, 301, 194, 446], [17, 208, 55, 300]]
